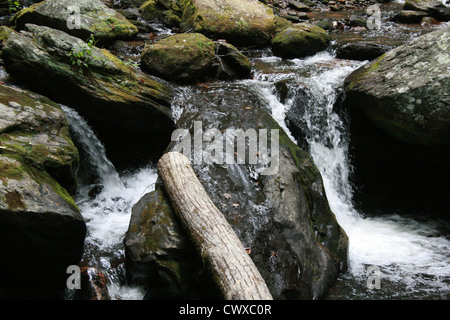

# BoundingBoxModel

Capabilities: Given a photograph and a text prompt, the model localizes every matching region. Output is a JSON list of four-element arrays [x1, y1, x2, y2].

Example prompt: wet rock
[[179, 0, 276, 47], [393, 10, 429, 23], [139, 0, 182, 28], [10, 0, 138, 42], [343, 27, 450, 145], [80, 267, 111, 300], [420, 15, 439, 25], [140, 33, 251, 83], [271, 23, 330, 58], [288, 0, 311, 11], [315, 19, 335, 30], [0, 26, 15, 52], [124, 189, 221, 299], [404, 0, 450, 21], [215, 41, 252, 80], [2, 24, 175, 136], [0, 84, 86, 299], [146, 82, 348, 299], [336, 41, 393, 61]]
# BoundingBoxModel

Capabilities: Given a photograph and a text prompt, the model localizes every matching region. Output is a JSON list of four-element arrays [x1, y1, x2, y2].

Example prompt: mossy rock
[[124, 189, 220, 299], [0, 83, 86, 298], [271, 23, 330, 58], [155, 81, 348, 299], [343, 27, 450, 145], [2, 23, 175, 135], [179, 0, 276, 47], [10, 0, 138, 42], [0, 26, 15, 51], [141, 32, 216, 83], [139, 0, 181, 27], [141, 33, 252, 83]]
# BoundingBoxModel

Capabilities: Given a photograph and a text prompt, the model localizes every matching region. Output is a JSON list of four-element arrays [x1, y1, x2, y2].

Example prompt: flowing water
[[246, 51, 450, 300], [56, 26, 450, 300], [61, 105, 157, 300]]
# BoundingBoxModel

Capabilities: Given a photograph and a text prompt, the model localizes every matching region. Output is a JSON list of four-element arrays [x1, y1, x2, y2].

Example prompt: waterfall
[[247, 52, 450, 298], [61, 105, 158, 300]]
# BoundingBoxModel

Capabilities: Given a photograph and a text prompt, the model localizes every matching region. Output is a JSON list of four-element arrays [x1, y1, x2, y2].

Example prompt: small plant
[[8, 0, 21, 13], [69, 34, 100, 69], [122, 58, 139, 69]]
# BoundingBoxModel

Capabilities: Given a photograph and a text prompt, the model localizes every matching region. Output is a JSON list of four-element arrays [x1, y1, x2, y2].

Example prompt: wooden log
[[157, 152, 273, 300]]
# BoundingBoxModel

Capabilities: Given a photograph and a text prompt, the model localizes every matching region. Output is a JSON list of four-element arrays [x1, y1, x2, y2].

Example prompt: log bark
[[157, 152, 273, 300]]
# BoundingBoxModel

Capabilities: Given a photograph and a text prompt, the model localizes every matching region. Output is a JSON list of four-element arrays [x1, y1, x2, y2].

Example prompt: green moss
[[0, 158, 24, 186], [4, 190, 26, 211], [26, 163, 79, 213], [345, 54, 385, 91]]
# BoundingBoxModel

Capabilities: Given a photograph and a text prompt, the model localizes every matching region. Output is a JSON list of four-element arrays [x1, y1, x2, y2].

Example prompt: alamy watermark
[[66, 5, 81, 30], [66, 265, 81, 290], [366, 265, 381, 290], [366, 5, 382, 30], [171, 121, 280, 175]]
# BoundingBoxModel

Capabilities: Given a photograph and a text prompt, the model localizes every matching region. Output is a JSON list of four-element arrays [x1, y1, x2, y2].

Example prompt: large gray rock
[[127, 82, 349, 299], [179, 0, 276, 47], [2, 24, 175, 136], [10, 0, 138, 42], [343, 27, 450, 145], [0, 84, 86, 299]]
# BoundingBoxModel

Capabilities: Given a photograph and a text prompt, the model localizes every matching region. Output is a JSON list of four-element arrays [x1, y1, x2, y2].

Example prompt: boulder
[[343, 27, 450, 145], [271, 23, 330, 58], [10, 0, 139, 42], [139, 0, 182, 27], [179, 0, 276, 47], [288, 0, 311, 12], [0, 83, 86, 299], [140, 33, 251, 83], [335, 41, 393, 61], [2, 24, 175, 136], [404, 0, 450, 21], [131, 82, 349, 299], [124, 189, 221, 299], [0, 26, 15, 52], [394, 10, 429, 23]]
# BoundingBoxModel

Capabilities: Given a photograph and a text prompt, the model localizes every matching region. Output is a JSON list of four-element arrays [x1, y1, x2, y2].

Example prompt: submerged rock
[[343, 27, 450, 145], [179, 0, 276, 47], [0, 84, 86, 299], [2, 24, 175, 136], [271, 23, 330, 58], [140, 33, 251, 83], [129, 82, 349, 299], [10, 0, 138, 42]]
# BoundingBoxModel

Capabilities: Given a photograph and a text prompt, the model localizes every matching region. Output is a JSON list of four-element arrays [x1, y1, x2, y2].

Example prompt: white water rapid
[[247, 51, 450, 299]]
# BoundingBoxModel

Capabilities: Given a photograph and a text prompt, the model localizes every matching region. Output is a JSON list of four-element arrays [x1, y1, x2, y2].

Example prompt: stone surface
[[141, 33, 251, 83], [343, 27, 450, 145], [136, 81, 348, 299], [2, 24, 175, 135], [271, 23, 330, 58], [179, 0, 276, 47], [10, 0, 138, 42], [0, 83, 86, 299]]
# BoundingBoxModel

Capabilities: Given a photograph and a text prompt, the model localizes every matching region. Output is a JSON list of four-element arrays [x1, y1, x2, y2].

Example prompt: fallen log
[[157, 152, 273, 300]]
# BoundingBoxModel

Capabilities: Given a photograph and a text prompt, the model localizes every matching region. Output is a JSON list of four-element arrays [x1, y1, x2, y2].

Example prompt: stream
[[61, 46, 449, 300], [1, 2, 448, 300]]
